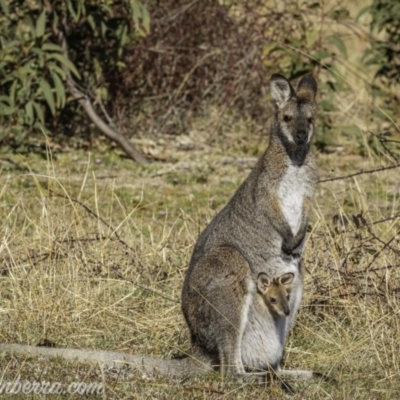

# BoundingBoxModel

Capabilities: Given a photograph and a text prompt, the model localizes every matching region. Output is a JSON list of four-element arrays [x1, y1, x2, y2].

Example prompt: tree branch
[[52, 24, 148, 164]]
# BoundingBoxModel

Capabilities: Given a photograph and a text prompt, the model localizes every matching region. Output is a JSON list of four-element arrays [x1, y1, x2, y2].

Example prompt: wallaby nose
[[284, 308, 290, 316], [295, 130, 307, 145]]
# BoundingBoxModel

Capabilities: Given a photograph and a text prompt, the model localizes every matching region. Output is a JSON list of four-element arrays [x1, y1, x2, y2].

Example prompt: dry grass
[[0, 125, 399, 399], [1, 1, 400, 399]]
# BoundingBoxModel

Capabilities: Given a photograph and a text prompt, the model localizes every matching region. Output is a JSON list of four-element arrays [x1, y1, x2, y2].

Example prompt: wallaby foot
[[278, 368, 335, 384], [230, 371, 269, 384]]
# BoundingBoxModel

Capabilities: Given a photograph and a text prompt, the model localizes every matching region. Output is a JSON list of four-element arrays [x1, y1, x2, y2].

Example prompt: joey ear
[[296, 75, 317, 103], [270, 74, 293, 106], [257, 273, 270, 294], [279, 272, 294, 286]]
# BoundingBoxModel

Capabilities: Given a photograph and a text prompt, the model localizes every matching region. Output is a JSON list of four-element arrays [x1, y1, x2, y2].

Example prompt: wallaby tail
[[0, 343, 213, 378]]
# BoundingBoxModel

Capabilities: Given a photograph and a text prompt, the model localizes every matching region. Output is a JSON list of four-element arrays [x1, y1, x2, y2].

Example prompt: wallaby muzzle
[[295, 130, 307, 146]]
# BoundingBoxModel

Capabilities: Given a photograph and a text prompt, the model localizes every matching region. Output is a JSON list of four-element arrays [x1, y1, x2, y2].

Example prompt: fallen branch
[[51, 23, 148, 164]]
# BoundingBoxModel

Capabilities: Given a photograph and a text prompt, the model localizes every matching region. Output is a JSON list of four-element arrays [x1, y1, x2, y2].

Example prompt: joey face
[[257, 272, 294, 317], [270, 74, 317, 148]]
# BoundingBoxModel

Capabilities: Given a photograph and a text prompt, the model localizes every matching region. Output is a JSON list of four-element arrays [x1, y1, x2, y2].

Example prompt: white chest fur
[[278, 164, 309, 236]]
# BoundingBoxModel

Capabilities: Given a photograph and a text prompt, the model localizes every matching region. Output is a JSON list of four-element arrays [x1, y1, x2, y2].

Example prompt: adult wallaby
[[0, 74, 319, 382], [182, 73, 318, 379]]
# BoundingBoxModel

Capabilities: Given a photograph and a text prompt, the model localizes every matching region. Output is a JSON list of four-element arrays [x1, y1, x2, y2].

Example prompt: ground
[[0, 121, 399, 398]]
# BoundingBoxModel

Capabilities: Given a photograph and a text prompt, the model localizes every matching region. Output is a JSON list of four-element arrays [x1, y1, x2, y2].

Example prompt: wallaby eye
[[283, 115, 292, 123], [307, 117, 313, 124], [287, 295, 290, 300], [270, 297, 277, 304]]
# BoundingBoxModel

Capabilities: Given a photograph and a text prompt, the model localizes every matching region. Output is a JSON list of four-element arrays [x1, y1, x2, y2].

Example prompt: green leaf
[[101, 21, 107, 37], [67, 0, 78, 22], [9, 79, 19, 107], [50, 70, 66, 108], [130, 0, 150, 36], [39, 78, 56, 115], [42, 43, 63, 52], [25, 101, 34, 124], [32, 101, 44, 124], [36, 10, 46, 38], [0, 0, 9, 14], [46, 53, 81, 78], [48, 64, 67, 79], [93, 58, 102, 82], [0, 96, 11, 105], [326, 35, 347, 58], [141, 5, 150, 34], [87, 14, 96, 33], [0, 103, 15, 116]]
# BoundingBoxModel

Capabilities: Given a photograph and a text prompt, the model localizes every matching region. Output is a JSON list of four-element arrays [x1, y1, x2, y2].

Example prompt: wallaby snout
[[295, 130, 307, 146], [283, 306, 290, 316]]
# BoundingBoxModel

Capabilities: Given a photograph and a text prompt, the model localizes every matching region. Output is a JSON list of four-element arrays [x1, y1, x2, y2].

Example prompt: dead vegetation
[[0, 125, 400, 398]]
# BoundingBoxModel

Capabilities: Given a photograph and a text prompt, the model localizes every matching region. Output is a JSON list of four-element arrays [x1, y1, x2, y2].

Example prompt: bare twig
[[376, 132, 399, 163], [365, 224, 400, 255], [318, 163, 400, 183]]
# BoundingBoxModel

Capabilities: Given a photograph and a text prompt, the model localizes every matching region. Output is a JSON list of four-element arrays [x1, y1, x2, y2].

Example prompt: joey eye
[[270, 297, 277, 304], [307, 117, 313, 124], [283, 115, 292, 123]]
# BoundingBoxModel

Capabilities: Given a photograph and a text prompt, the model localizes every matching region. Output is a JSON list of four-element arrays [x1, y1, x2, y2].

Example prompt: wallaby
[[0, 74, 322, 383], [257, 272, 294, 317], [182, 73, 318, 379]]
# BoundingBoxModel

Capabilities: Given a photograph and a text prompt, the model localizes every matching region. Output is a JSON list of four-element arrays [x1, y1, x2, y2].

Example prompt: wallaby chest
[[277, 164, 310, 236]]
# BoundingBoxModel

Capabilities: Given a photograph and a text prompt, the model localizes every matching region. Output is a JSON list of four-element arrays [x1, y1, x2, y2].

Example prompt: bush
[[0, 0, 149, 144]]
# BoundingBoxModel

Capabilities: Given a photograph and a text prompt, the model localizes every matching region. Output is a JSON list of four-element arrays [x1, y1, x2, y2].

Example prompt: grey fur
[[182, 74, 318, 379]]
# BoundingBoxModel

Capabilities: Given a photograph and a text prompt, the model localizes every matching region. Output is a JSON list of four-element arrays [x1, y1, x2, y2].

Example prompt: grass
[[0, 127, 399, 399]]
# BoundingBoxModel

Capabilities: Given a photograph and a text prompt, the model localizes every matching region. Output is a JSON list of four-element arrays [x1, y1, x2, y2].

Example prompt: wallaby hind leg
[[182, 245, 254, 378]]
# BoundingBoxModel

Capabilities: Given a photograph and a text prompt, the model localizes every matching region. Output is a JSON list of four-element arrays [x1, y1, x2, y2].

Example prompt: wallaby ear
[[296, 75, 317, 103], [257, 273, 270, 294], [270, 74, 293, 106], [279, 273, 294, 286]]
